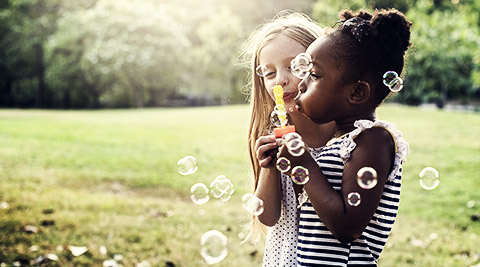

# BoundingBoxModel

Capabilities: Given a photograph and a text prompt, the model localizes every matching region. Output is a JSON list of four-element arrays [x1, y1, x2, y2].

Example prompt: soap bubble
[[200, 230, 228, 265], [347, 192, 361, 207], [255, 65, 267, 77], [285, 134, 305, 157], [177, 156, 198, 175], [271, 109, 288, 127], [276, 157, 291, 173], [419, 167, 440, 190], [190, 183, 210, 205], [357, 167, 378, 189], [210, 175, 235, 201], [291, 166, 309, 185], [290, 53, 313, 79], [382, 71, 404, 92], [242, 193, 264, 216]]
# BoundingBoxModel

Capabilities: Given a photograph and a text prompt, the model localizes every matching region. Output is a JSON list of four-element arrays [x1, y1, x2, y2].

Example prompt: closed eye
[[310, 72, 321, 81]]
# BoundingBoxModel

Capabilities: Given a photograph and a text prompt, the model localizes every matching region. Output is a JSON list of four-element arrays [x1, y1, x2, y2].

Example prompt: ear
[[348, 81, 370, 105]]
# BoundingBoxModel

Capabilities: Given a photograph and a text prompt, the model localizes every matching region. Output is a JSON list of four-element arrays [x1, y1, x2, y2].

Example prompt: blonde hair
[[241, 10, 324, 238]]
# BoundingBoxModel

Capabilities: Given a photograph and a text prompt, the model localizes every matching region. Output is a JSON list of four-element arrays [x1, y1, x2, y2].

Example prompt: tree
[[46, 0, 190, 108], [394, 1, 480, 106], [185, 6, 245, 105]]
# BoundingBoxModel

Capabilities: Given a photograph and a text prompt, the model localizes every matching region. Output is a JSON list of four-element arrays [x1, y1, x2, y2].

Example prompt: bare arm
[[278, 127, 394, 243], [254, 135, 282, 226]]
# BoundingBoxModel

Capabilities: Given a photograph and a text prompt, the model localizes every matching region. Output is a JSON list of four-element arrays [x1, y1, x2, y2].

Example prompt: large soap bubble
[[419, 167, 440, 190], [190, 183, 209, 205], [177, 156, 198, 175], [242, 193, 264, 216], [200, 230, 228, 265]]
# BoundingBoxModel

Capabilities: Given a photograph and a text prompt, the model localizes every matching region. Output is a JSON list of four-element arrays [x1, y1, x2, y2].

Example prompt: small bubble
[[285, 133, 305, 157], [242, 193, 264, 216], [291, 166, 309, 185], [276, 157, 291, 173], [347, 192, 361, 207], [200, 230, 228, 265], [357, 167, 378, 189], [210, 175, 234, 201], [383, 71, 403, 92], [190, 183, 210, 205], [177, 156, 198, 175], [419, 167, 440, 190]]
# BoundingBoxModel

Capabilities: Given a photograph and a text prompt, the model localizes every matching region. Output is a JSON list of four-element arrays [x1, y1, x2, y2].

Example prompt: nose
[[276, 69, 290, 87]]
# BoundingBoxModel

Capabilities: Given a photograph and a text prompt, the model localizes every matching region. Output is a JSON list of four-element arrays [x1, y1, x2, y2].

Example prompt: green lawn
[[0, 104, 479, 266]]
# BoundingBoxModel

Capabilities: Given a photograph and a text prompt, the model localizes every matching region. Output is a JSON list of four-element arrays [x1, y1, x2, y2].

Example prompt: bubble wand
[[272, 85, 296, 138]]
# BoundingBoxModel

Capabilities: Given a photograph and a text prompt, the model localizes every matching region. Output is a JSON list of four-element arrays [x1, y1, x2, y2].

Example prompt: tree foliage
[[0, 0, 479, 108]]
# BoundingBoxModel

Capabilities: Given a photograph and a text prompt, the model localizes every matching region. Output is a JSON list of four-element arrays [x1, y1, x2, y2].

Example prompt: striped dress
[[297, 120, 409, 266]]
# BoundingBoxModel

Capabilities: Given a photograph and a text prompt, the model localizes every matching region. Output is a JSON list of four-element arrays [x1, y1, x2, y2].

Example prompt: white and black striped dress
[[297, 120, 409, 266]]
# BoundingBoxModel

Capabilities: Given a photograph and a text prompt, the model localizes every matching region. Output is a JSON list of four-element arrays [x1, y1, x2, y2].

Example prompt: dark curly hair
[[326, 9, 412, 106]]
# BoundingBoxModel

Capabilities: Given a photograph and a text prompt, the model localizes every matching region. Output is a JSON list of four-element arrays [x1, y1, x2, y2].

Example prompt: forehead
[[258, 35, 306, 64], [305, 36, 336, 68]]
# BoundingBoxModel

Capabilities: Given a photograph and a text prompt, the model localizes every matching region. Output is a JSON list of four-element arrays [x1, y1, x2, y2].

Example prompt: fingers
[[255, 135, 278, 166]]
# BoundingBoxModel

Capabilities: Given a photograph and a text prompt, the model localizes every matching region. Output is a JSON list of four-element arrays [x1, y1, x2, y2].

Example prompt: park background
[[1, 0, 480, 266]]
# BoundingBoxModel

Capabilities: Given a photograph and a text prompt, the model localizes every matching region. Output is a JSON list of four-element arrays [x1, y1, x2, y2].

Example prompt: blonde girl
[[242, 10, 335, 266]]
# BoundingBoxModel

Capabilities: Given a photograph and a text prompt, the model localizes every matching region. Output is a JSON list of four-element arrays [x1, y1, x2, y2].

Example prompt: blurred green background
[[0, 0, 479, 109], [1, 0, 480, 266]]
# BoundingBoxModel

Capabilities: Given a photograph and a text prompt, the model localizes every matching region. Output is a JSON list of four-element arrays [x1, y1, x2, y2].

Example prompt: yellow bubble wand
[[272, 85, 295, 138]]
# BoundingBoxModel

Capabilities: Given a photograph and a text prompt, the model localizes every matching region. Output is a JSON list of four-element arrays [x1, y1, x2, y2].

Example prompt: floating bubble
[[210, 175, 235, 201], [419, 167, 440, 190], [177, 156, 198, 175], [242, 193, 264, 216], [357, 167, 378, 189], [190, 183, 210, 205], [286, 138, 305, 157], [200, 230, 228, 265], [255, 65, 268, 77], [290, 53, 313, 79], [276, 157, 291, 173], [382, 71, 404, 92], [347, 192, 361, 207], [270, 109, 288, 127], [291, 166, 309, 185]]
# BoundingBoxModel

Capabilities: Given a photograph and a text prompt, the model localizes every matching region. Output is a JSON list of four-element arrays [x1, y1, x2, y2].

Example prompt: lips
[[283, 91, 298, 101], [294, 91, 302, 112]]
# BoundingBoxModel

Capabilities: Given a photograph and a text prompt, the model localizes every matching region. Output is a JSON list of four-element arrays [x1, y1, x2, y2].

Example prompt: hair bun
[[370, 9, 412, 55], [339, 9, 372, 21]]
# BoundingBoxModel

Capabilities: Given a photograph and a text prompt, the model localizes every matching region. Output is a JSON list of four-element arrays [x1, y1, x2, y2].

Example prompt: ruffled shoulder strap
[[339, 119, 409, 181]]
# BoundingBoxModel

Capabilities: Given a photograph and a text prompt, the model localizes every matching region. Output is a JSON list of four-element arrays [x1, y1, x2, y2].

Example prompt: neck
[[334, 111, 376, 138]]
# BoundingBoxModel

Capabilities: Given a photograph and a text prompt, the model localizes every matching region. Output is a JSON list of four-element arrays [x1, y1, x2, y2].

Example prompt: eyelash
[[310, 72, 320, 81]]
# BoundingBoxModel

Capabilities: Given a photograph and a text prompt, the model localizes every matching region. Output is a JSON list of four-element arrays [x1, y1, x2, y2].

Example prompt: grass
[[0, 104, 479, 266]]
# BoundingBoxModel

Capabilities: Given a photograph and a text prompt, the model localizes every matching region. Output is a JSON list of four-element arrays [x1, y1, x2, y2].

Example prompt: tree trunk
[[34, 43, 46, 108]]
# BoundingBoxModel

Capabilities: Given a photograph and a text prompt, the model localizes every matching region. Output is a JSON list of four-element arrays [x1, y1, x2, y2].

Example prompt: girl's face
[[258, 35, 306, 109], [295, 37, 353, 124]]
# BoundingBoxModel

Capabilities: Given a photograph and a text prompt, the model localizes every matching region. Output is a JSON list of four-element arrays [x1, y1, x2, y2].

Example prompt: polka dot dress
[[262, 173, 298, 267]]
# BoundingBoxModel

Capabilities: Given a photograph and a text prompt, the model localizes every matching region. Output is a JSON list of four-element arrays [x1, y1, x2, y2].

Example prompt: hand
[[255, 135, 278, 168]]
